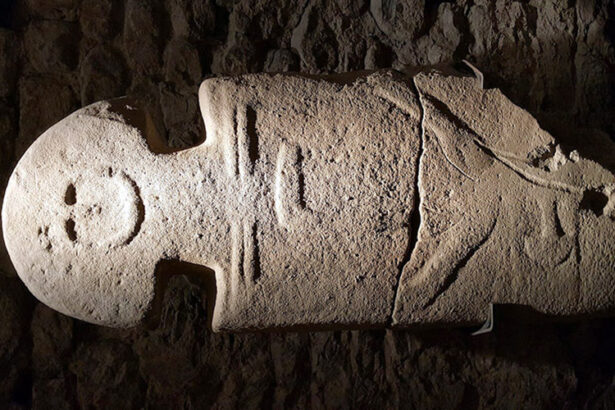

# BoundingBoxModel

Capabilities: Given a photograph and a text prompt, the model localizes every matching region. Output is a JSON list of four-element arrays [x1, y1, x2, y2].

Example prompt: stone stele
[[3, 69, 615, 332]]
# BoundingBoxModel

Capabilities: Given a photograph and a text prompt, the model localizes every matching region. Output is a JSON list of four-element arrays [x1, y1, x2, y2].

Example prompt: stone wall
[[0, 0, 614, 408]]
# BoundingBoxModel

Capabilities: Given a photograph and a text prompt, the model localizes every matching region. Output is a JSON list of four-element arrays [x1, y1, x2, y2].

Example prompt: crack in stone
[[387, 77, 426, 326]]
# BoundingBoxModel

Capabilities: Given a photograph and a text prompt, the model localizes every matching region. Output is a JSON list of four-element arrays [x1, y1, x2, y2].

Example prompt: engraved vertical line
[[237, 107, 246, 179], [274, 142, 288, 226], [553, 200, 565, 237], [296, 147, 306, 209], [225, 107, 240, 177], [243, 222, 261, 283], [243, 222, 251, 282], [252, 223, 261, 282], [246, 106, 259, 173], [231, 223, 243, 305], [233, 107, 239, 177]]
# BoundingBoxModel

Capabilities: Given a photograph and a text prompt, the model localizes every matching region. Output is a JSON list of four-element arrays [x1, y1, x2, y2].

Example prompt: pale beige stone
[[392, 70, 615, 326], [2, 69, 615, 331]]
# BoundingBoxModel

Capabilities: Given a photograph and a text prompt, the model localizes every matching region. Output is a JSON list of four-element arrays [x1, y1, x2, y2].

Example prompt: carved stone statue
[[3, 68, 615, 331]]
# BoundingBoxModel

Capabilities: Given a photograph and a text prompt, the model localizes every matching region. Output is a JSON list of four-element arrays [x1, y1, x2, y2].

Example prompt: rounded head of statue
[[2, 99, 163, 327]]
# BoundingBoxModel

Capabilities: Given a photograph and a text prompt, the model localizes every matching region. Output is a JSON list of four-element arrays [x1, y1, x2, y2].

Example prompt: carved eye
[[64, 183, 76, 205], [65, 218, 77, 242], [64, 184, 78, 242]]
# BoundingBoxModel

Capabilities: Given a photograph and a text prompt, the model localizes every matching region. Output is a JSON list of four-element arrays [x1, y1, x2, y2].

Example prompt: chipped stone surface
[[4, 68, 615, 332]]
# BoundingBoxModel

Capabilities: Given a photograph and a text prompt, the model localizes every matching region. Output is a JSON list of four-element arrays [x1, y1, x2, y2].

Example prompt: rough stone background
[[0, 0, 614, 408]]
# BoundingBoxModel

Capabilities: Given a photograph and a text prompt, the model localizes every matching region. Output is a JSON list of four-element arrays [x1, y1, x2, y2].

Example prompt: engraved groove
[[122, 173, 145, 245], [433, 131, 476, 181], [230, 222, 243, 305], [553, 200, 565, 238], [422, 218, 497, 309], [419, 94, 482, 180], [233, 108, 239, 176], [246, 106, 259, 169], [373, 87, 421, 121], [274, 142, 288, 226], [474, 140, 583, 194], [296, 147, 306, 209], [250, 223, 261, 282]]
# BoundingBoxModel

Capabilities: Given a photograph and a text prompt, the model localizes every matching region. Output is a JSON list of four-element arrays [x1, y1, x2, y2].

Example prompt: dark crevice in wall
[[415, 0, 453, 39], [452, 4, 475, 61]]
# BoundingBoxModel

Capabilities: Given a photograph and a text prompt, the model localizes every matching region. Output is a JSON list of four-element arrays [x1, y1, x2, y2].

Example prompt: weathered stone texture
[[8, 68, 615, 332], [17, 75, 77, 156], [0, 0, 614, 408], [0, 30, 20, 98], [24, 21, 79, 73], [79, 45, 128, 105]]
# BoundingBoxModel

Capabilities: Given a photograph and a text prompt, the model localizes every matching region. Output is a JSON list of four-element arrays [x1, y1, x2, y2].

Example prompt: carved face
[[60, 170, 144, 248], [2, 100, 159, 327]]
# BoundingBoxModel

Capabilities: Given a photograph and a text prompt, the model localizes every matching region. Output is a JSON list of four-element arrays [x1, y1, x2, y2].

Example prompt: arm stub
[[2, 69, 615, 331]]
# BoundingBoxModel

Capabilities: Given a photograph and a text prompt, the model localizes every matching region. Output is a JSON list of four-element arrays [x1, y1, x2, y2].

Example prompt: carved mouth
[[120, 172, 145, 245]]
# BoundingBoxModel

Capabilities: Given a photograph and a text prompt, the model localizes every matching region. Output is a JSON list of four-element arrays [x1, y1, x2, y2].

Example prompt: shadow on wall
[[608, 1, 615, 45], [402, 308, 615, 381]]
